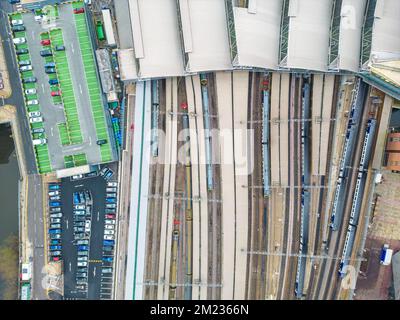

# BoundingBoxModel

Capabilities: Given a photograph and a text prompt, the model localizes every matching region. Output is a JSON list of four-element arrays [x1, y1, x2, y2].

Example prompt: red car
[[41, 39, 50, 46], [73, 8, 85, 14], [180, 102, 188, 110], [51, 90, 61, 97], [105, 214, 115, 219], [51, 257, 60, 262]]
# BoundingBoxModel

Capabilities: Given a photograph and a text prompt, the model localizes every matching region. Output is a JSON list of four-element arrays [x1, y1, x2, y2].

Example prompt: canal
[[0, 123, 20, 300]]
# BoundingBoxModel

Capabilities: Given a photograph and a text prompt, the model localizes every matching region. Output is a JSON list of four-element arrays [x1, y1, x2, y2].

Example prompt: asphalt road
[[0, 2, 37, 174], [60, 173, 109, 300]]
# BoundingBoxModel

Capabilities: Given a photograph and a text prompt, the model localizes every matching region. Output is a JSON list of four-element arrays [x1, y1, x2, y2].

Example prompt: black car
[[40, 49, 52, 57], [32, 128, 45, 134], [96, 139, 107, 145], [22, 77, 37, 83], [12, 25, 25, 32], [45, 67, 56, 74], [55, 45, 65, 51], [16, 48, 29, 55]]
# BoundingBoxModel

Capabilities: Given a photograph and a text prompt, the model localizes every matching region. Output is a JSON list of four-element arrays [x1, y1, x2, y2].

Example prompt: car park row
[[48, 183, 62, 262]]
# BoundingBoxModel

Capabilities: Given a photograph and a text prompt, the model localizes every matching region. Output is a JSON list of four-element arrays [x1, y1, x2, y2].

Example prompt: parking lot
[[8, 2, 114, 173], [45, 163, 118, 300]]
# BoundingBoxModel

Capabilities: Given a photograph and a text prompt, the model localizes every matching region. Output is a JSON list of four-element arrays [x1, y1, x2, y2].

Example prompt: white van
[[32, 138, 47, 146]]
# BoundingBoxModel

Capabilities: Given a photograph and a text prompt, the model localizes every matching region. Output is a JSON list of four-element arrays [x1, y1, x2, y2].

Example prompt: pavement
[[60, 167, 117, 300], [0, 1, 37, 174]]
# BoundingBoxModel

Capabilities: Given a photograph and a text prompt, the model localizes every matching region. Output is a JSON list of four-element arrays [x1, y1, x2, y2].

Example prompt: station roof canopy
[[370, 0, 400, 61], [118, 49, 138, 81], [179, 0, 232, 73], [128, 0, 184, 78], [285, 0, 332, 71], [335, 0, 368, 72], [233, 0, 282, 69]]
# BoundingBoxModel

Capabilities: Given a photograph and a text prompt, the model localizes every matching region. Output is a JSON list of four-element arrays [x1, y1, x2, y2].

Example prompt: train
[[151, 80, 160, 157], [262, 75, 271, 197], [338, 118, 376, 277]]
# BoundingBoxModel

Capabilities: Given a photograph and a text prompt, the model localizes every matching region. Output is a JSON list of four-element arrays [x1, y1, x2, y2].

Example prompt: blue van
[[73, 192, 80, 205], [78, 245, 88, 251], [48, 79, 59, 85], [48, 184, 60, 190], [106, 198, 116, 203], [50, 245, 62, 250], [50, 239, 61, 245], [102, 256, 113, 262], [103, 240, 114, 246], [49, 229, 61, 234]]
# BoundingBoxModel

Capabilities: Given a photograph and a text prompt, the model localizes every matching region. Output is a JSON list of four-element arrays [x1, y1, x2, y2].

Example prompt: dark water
[[0, 123, 20, 297]]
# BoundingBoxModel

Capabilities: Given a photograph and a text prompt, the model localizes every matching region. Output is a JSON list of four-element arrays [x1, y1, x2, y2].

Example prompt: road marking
[[41, 84, 45, 93], [75, 184, 84, 188], [32, 30, 35, 40], [69, 262, 72, 272], [51, 127, 54, 136], [97, 211, 100, 222], [93, 267, 96, 277], [66, 219, 69, 230], [79, 84, 83, 95], [71, 43, 74, 54]]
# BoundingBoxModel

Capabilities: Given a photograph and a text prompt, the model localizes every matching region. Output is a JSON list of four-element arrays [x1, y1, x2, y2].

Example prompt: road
[[0, 2, 37, 174], [26, 174, 47, 300]]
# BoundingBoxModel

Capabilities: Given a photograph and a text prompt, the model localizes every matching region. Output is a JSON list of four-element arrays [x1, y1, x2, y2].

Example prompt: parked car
[[76, 240, 89, 245], [48, 184, 60, 190], [51, 90, 61, 96], [44, 62, 56, 68], [76, 272, 87, 278], [50, 218, 61, 224], [105, 219, 116, 225], [49, 79, 59, 85], [49, 195, 60, 201], [29, 117, 43, 124], [49, 201, 61, 207], [96, 139, 107, 145], [50, 223, 61, 229], [13, 37, 26, 44], [45, 67, 56, 74], [50, 207, 61, 212], [50, 251, 62, 256], [106, 193, 116, 198], [27, 99, 39, 106], [32, 128, 45, 134], [40, 39, 50, 46], [107, 182, 118, 187], [28, 111, 41, 117], [105, 214, 115, 220], [49, 229, 61, 234], [101, 267, 112, 274], [49, 233, 61, 239], [105, 209, 115, 214], [50, 239, 61, 245], [51, 256, 61, 262], [106, 187, 117, 193], [49, 245, 62, 250], [75, 233, 87, 240], [48, 191, 59, 196], [74, 216, 86, 222], [104, 235, 114, 240], [103, 240, 114, 246], [12, 25, 25, 32], [25, 88, 37, 95], [74, 205, 85, 210], [71, 174, 83, 180], [106, 204, 116, 209], [77, 256, 88, 262], [50, 213, 62, 219], [104, 230, 115, 235], [105, 224, 114, 230], [74, 227, 85, 233], [18, 60, 30, 66], [77, 262, 87, 267], [32, 138, 47, 146], [99, 167, 109, 177], [106, 198, 116, 204], [77, 251, 88, 256], [73, 8, 85, 14], [40, 49, 52, 57], [55, 45, 65, 51], [20, 65, 32, 72], [78, 245, 88, 251], [102, 257, 113, 262], [103, 246, 113, 252], [104, 170, 114, 181], [16, 48, 28, 55], [11, 20, 24, 26], [23, 77, 37, 83], [85, 220, 91, 232], [74, 221, 85, 227]]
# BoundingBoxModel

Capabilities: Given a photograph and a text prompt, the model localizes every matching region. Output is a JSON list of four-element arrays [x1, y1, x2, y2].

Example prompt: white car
[[32, 138, 47, 146], [105, 225, 114, 230], [11, 20, 23, 26], [29, 117, 43, 123], [27, 100, 39, 105], [71, 174, 83, 181], [13, 37, 26, 44], [104, 230, 115, 235], [105, 219, 116, 225], [48, 191, 59, 196], [74, 205, 85, 210], [107, 182, 117, 187], [28, 111, 41, 117], [25, 88, 37, 95], [104, 235, 114, 240], [77, 262, 87, 267], [85, 220, 91, 233], [77, 256, 88, 262], [20, 65, 32, 72]]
